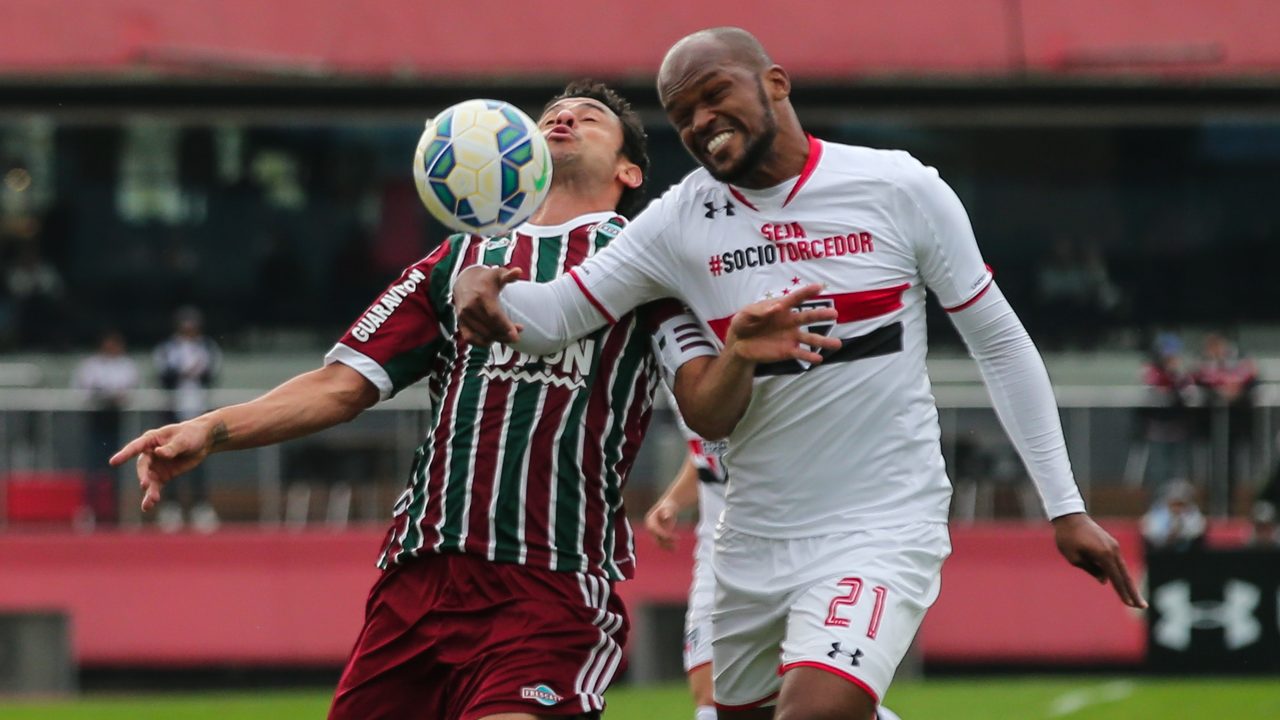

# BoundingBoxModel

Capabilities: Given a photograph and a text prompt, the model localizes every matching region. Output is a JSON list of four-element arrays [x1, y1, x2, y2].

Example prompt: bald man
[[454, 27, 1145, 720]]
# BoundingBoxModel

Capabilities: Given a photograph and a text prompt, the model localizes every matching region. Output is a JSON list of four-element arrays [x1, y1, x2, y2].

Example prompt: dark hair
[[542, 79, 650, 218]]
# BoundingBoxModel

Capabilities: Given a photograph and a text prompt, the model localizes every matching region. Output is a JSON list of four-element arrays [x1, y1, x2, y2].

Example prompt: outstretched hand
[[726, 283, 842, 364], [453, 266, 525, 346], [1052, 512, 1148, 609], [110, 420, 218, 512]]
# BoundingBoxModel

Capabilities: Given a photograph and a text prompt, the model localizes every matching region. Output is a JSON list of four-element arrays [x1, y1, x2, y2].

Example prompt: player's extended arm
[[672, 284, 840, 440], [644, 455, 700, 551], [110, 363, 379, 511], [453, 266, 611, 355], [949, 282, 1146, 609]]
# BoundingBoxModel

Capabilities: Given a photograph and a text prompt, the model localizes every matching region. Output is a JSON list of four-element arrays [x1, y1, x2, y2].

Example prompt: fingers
[[789, 307, 838, 327], [497, 267, 524, 286], [1102, 552, 1148, 609], [454, 266, 522, 346], [110, 432, 160, 466], [796, 331, 842, 352], [775, 283, 827, 308], [140, 479, 163, 512]]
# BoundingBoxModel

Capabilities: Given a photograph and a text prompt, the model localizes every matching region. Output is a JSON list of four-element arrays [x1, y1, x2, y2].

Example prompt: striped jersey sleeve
[[325, 236, 468, 400]]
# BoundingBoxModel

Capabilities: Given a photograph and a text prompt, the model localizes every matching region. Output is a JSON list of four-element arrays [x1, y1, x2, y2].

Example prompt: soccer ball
[[413, 99, 553, 235]]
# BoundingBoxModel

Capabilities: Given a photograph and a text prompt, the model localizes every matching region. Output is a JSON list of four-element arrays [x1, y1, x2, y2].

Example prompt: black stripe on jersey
[[755, 322, 903, 377], [697, 467, 727, 485]]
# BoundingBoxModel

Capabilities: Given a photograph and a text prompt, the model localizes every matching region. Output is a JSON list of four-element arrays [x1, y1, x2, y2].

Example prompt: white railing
[[2, 384, 1277, 526]]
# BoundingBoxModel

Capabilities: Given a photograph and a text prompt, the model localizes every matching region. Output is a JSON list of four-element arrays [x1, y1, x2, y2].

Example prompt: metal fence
[[2, 384, 1277, 529]]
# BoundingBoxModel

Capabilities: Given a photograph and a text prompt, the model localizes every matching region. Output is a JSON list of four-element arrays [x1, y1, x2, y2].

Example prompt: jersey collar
[[727, 134, 824, 211]]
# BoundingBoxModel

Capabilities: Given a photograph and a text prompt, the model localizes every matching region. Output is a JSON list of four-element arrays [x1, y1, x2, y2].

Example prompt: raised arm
[[453, 265, 611, 355], [111, 363, 378, 511], [672, 284, 840, 440]]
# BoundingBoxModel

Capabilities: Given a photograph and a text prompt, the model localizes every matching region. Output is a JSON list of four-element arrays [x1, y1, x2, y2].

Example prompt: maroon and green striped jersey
[[326, 212, 669, 580]]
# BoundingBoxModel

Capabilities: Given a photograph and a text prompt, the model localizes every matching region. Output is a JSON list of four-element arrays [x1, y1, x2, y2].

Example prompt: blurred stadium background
[[1, 1, 1279, 717]]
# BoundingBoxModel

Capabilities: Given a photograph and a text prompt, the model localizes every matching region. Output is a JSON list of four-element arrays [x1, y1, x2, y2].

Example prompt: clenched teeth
[[706, 131, 732, 154]]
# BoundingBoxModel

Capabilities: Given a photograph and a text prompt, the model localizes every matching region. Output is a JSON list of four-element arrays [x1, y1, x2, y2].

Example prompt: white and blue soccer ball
[[413, 99, 553, 235]]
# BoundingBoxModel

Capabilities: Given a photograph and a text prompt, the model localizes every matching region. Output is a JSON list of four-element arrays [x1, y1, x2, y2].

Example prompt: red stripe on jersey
[[569, 267, 617, 324], [563, 224, 592, 269], [706, 283, 910, 341], [578, 319, 631, 571], [518, 388, 571, 570], [727, 186, 757, 211], [464, 237, 535, 551], [944, 266, 995, 313], [723, 135, 822, 211], [418, 238, 484, 546], [463, 377, 510, 550], [609, 367, 653, 573], [784, 135, 824, 207], [521, 226, 605, 570]]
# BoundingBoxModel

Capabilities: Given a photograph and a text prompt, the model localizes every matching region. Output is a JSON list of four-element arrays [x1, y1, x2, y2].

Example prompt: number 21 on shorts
[[824, 577, 888, 639]]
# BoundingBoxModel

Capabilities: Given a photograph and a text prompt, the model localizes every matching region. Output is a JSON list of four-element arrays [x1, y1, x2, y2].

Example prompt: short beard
[[706, 80, 778, 185]]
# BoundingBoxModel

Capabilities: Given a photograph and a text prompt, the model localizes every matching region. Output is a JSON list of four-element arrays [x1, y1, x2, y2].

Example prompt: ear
[[764, 65, 790, 101], [616, 160, 643, 191]]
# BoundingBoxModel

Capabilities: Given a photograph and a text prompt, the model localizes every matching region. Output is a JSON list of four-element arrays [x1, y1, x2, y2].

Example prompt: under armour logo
[[826, 642, 863, 666], [704, 200, 735, 219], [1153, 580, 1262, 650]]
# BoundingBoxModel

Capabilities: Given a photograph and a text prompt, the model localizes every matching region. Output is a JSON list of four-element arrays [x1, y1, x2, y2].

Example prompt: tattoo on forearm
[[211, 421, 230, 448]]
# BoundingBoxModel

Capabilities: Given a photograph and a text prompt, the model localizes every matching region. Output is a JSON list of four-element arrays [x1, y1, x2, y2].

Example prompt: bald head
[[658, 27, 771, 99], [656, 26, 807, 188]]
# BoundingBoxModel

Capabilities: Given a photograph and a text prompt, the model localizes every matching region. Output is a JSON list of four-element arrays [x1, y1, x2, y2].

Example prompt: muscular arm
[[947, 282, 1084, 518], [193, 363, 378, 452], [111, 363, 379, 510], [950, 282, 1146, 608], [671, 284, 840, 440], [499, 273, 612, 356]]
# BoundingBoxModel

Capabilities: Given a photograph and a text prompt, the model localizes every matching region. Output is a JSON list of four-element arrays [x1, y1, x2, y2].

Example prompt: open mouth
[[705, 130, 733, 155]]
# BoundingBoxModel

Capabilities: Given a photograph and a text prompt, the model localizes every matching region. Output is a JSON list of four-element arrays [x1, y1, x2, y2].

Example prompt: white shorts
[[711, 522, 950, 710], [683, 527, 717, 672]]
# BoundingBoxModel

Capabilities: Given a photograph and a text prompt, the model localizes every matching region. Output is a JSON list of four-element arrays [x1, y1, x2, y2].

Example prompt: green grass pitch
[[0, 678, 1277, 719]]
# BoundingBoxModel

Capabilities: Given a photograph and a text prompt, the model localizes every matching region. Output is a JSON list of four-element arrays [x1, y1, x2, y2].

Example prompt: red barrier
[[919, 522, 1146, 663], [3, 1, 1280, 78], [0, 521, 1178, 666]]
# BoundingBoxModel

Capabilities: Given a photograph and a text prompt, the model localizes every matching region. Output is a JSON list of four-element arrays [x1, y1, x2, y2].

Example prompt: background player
[[452, 27, 1146, 720], [111, 80, 728, 720], [645, 416, 727, 720]]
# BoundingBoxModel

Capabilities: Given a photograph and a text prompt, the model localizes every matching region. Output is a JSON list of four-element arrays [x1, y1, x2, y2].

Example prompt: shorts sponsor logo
[[827, 642, 864, 666], [521, 683, 563, 706]]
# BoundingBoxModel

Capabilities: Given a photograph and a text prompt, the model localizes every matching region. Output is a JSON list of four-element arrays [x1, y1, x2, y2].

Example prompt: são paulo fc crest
[[796, 298, 837, 369], [520, 683, 563, 706]]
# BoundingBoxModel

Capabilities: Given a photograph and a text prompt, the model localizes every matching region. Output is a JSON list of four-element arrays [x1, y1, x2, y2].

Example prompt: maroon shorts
[[328, 552, 629, 720]]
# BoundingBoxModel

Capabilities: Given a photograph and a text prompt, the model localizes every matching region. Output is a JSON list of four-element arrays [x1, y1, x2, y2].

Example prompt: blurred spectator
[[1141, 480, 1207, 552], [1194, 333, 1259, 502], [1134, 333, 1198, 487], [154, 306, 222, 532], [1034, 237, 1120, 349], [71, 330, 139, 526], [4, 238, 70, 349], [1248, 501, 1279, 548]]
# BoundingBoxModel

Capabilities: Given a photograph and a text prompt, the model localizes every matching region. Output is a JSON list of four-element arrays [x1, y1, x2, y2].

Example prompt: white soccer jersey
[[568, 138, 1003, 537]]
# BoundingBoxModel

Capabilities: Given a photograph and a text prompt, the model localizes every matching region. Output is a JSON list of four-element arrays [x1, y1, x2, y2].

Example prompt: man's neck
[[528, 188, 618, 226], [735, 128, 811, 189]]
